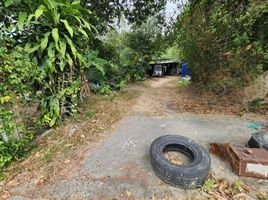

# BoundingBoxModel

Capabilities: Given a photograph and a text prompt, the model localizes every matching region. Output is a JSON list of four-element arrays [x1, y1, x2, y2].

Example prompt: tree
[[124, 18, 164, 61], [173, 0, 268, 92], [81, 0, 167, 29]]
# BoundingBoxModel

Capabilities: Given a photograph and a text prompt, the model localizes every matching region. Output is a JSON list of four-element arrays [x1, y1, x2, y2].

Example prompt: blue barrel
[[181, 63, 188, 77]]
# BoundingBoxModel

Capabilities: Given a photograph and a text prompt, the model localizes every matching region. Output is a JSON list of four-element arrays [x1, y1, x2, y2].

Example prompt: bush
[[99, 84, 111, 95], [117, 80, 127, 90], [176, 1, 268, 92], [0, 133, 33, 179], [1, 0, 98, 127]]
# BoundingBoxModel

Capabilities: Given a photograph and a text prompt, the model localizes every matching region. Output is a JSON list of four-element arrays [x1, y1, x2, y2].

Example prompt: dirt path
[[2, 77, 268, 200], [131, 76, 180, 116]]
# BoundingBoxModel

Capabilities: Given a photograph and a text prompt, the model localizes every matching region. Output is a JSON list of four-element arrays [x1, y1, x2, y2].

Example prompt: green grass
[[177, 78, 191, 88], [201, 179, 218, 192], [248, 98, 263, 112], [85, 111, 95, 118], [42, 152, 53, 163]]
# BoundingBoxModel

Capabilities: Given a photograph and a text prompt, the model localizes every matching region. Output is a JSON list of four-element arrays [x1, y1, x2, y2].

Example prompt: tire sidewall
[[150, 135, 211, 188]]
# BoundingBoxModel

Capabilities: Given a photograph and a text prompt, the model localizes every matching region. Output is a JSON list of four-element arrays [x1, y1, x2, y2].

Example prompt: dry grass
[[171, 84, 268, 118], [0, 87, 141, 193]]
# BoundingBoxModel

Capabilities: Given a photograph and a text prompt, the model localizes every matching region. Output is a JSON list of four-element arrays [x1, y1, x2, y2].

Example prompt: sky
[[116, 0, 188, 31], [165, 0, 188, 23]]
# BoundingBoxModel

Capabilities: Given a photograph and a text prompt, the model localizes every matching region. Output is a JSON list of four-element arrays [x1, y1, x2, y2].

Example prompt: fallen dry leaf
[[126, 190, 132, 197], [233, 193, 249, 200], [245, 44, 252, 51], [35, 176, 47, 186], [64, 160, 71, 164], [125, 190, 136, 200], [0, 191, 11, 199], [224, 189, 231, 196], [6, 179, 19, 187], [151, 193, 157, 200], [220, 166, 225, 171], [219, 180, 228, 195], [242, 184, 251, 193]]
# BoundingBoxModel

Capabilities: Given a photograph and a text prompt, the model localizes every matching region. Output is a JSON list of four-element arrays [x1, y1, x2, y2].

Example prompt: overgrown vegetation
[[0, 0, 99, 173], [172, 0, 268, 93], [0, 44, 36, 173], [0, 0, 166, 175]]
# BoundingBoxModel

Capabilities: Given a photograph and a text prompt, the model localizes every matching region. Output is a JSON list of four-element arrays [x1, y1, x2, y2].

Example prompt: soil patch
[[171, 85, 268, 118]]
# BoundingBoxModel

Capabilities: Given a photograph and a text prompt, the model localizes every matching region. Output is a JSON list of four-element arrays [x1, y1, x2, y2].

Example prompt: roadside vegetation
[[173, 0, 268, 92], [170, 0, 268, 116], [0, 0, 166, 178]]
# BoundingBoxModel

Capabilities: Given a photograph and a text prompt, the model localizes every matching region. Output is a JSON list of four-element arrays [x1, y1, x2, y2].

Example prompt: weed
[[235, 108, 246, 117], [257, 190, 268, 200], [232, 180, 243, 192], [117, 80, 127, 90], [100, 84, 111, 95], [0, 172, 5, 181], [248, 98, 263, 112], [42, 152, 53, 163], [177, 78, 191, 88], [106, 92, 119, 102], [85, 111, 95, 118], [201, 179, 218, 192]]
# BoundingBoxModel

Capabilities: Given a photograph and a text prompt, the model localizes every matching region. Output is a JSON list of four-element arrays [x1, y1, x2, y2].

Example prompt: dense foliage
[[87, 18, 164, 86], [0, 0, 166, 174], [81, 0, 167, 28], [174, 0, 268, 92], [0, 45, 35, 174], [1, 0, 98, 127]]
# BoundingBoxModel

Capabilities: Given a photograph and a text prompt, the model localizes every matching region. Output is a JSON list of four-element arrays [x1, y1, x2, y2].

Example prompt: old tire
[[247, 132, 268, 151], [150, 135, 211, 189]]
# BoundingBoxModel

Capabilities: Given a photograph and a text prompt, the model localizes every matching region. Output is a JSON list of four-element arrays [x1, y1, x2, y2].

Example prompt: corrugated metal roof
[[150, 59, 180, 64]]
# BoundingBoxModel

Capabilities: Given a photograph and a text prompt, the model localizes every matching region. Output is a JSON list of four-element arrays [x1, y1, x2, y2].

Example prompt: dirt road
[[6, 77, 268, 199], [132, 76, 180, 116]]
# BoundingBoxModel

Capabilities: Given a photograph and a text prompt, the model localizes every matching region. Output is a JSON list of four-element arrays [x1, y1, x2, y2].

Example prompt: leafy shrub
[[1, 0, 97, 127], [0, 133, 33, 179], [117, 80, 127, 90], [0, 45, 35, 178], [99, 84, 111, 95], [0, 44, 35, 141]]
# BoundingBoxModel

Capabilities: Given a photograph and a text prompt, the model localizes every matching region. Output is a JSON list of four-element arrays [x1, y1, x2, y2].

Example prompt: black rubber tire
[[247, 132, 268, 151], [150, 135, 211, 189]]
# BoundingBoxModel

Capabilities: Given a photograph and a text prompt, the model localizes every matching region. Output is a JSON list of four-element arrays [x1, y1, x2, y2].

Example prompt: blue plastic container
[[181, 63, 189, 77]]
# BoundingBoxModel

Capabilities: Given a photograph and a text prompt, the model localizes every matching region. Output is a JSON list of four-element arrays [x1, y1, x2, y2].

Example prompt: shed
[[149, 59, 180, 77]]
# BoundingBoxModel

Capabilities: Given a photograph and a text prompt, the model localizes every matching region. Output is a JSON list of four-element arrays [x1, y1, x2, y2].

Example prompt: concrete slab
[[10, 114, 268, 199]]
